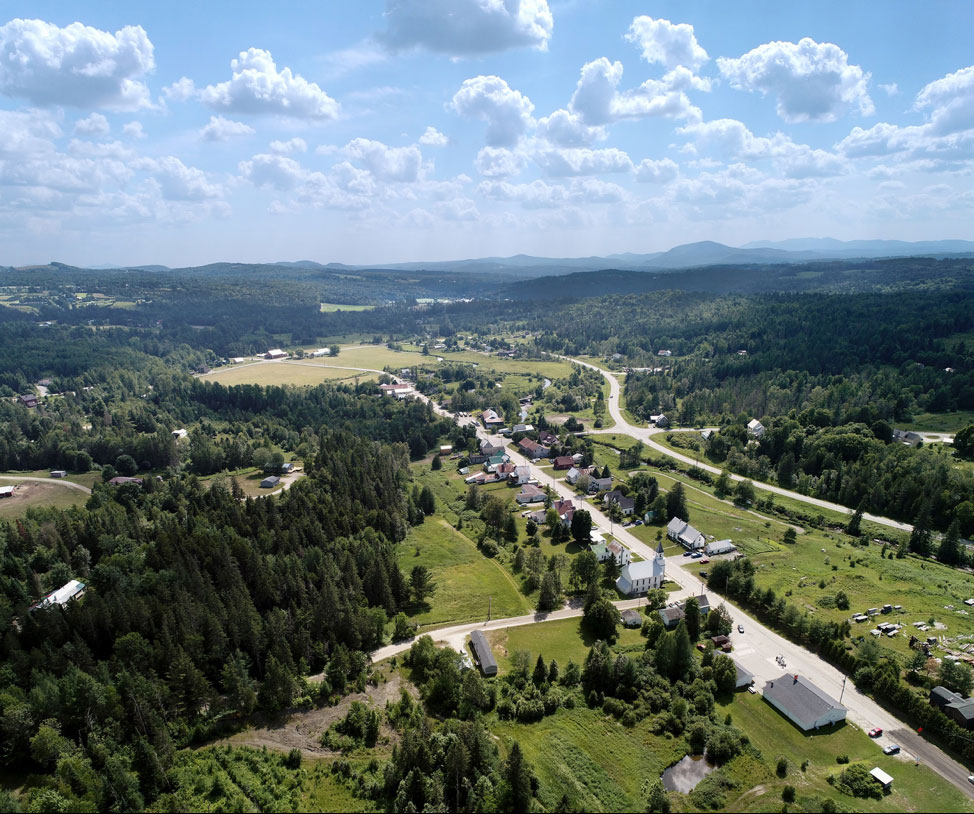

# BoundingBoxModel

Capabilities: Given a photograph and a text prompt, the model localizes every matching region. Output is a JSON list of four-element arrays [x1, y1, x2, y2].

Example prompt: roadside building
[[264, 348, 288, 360], [50, 470, 67, 478], [616, 541, 666, 595], [667, 517, 706, 550], [621, 609, 642, 628], [762, 673, 847, 731], [747, 419, 766, 439], [705, 540, 736, 556], [470, 630, 498, 676]]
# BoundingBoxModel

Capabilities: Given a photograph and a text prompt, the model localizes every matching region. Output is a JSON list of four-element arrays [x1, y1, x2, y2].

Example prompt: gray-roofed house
[[730, 657, 755, 689], [747, 418, 766, 438], [658, 606, 684, 628], [763, 674, 847, 731], [470, 630, 498, 676], [931, 685, 974, 729], [667, 517, 706, 550]]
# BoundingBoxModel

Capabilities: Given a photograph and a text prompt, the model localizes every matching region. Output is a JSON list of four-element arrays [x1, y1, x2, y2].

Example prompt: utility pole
[[487, 595, 491, 623], [839, 675, 847, 705]]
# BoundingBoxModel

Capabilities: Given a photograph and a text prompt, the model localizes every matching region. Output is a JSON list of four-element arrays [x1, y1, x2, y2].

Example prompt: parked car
[[868, 728, 883, 738], [747, 685, 757, 694], [700, 558, 710, 564], [691, 552, 703, 559], [634, 520, 643, 526], [737, 624, 744, 633], [683, 551, 693, 557], [882, 744, 900, 755], [699, 570, 708, 578]]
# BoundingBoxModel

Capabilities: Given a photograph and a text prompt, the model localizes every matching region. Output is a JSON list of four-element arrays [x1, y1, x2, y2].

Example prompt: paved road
[[567, 356, 914, 533], [0, 475, 91, 494]]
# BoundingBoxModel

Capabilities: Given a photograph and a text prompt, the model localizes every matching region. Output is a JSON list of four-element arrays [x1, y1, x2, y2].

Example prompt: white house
[[650, 413, 669, 428], [607, 540, 631, 567], [667, 517, 706, 550], [171, 428, 188, 440], [705, 540, 737, 556], [510, 465, 532, 485], [616, 541, 666, 595], [747, 418, 766, 438], [762, 674, 847, 731], [516, 484, 546, 504]]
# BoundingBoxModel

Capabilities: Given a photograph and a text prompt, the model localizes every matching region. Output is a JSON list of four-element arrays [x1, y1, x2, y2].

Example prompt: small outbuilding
[[470, 630, 498, 676], [260, 475, 280, 489], [870, 767, 893, 792], [621, 609, 642, 628], [50, 470, 67, 478], [0, 486, 13, 498]]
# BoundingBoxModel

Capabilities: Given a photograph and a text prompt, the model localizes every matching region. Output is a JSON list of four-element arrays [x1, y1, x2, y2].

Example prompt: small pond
[[661, 754, 715, 793]]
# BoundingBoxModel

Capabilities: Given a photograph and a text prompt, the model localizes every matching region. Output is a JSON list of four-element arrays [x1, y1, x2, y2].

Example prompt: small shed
[[50, 470, 67, 478], [0, 486, 13, 498], [621, 609, 642, 628], [470, 630, 498, 676], [260, 475, 280, 489], [870, 766, 893, 791]]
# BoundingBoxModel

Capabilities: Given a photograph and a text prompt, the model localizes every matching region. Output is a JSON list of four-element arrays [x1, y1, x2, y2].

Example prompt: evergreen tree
[[939, 519, 962, 565], [845, 501, 865, 537], [909, 502, 933, 556], [431, 454, 442, 471], [419, 485, 436, 515], [500, 742, 534, 813], [504, 512, 519, 543], [666, 482, 689, 522], [537, 571, 562, 612], [683, 597, 700, 640], [532, 655, 548, 687], [775, 452, 796, 488], [570, 509, 593, 544], [410, 565, 437, 604]]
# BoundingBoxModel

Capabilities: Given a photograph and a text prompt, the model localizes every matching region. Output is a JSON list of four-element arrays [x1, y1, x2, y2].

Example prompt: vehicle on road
[[883, 744, 900, 755], [683, 551, 693, 557], [700, 558, 710, 564], [747, 685, 756, 694], [699, 570, 708, 578], [738, 624, 744, 633], [868, 728, 883, 738], [968, 775, 974, 785], [691, 552, 703, 559]]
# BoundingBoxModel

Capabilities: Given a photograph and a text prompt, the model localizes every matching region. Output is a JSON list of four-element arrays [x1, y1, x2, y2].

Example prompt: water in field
[[661, 754, 715, 793]]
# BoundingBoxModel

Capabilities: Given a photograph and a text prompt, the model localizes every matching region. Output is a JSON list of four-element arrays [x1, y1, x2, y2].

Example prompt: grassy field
[[319, 302, 377, 312], [332, 345, 429, 370], [0, 470, 99, 489], [719, 692, 973, 813], [493, 705, 685, 813], [199, 361, 378, 387], [398, 517, 531, 630], [436, 349, 573, 379], [899, 412, 974, 433], [0, 481, 87, 517], [486, 616, 647, 673]]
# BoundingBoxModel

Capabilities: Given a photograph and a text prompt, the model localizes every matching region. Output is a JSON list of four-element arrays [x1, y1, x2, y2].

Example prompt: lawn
[[199, 361, 377, 387], [398, 517, 531, 630], [0, 470, 99, 490], [0, 481, 87, 518], [333, 344, 430, 371], [719, 692, 974, 813]]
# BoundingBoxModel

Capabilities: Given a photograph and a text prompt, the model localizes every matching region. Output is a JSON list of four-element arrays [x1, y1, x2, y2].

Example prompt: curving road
[[567, 356, 914, 533]]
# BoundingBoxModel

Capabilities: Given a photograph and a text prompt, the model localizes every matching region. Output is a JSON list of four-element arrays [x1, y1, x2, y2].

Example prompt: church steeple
[[656, 539, 665, 559]]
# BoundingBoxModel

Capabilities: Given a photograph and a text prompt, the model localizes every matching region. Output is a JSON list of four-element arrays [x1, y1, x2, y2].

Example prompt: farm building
[[0, 486, 13, 498], [470, 630, 498, 676], [50, 470, 67, 478], [763, 674, 847, 731], [705, 540, 736, 556], [30, 579, 86, 611], [311, 348, 331, 357], [264, 349, 288, 360], [171, 428, 188, 440], [260, 475, 280, 489]]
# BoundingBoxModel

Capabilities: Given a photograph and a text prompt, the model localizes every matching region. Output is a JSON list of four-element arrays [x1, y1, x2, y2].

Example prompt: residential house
[[538, 430, 558, 447], [493, 462, 515, 478], [603, 490, 635, 516], [658, 606, 685, 628], [280, 463, 296, 474], [512, 423, 534, 434], [311, 348, 331, 357], [516, 484, 546, 504], [264, 348, 288, 360], [510, 465, 532, 485], [667, 517, 706, 550], [607, 540, 631, 567], [469, 630, 498, 676], [551, 499, 576, 526], [260, 475, 280, 489], [893, 428, 924, 447], [465, 472, 487, 484], [108, 477, 143, 486], [700, 429, 715, 441], [171, 428, 188, 440], [657, 349, 673, 357], [590, 542, 611, 562], [930, 686, 974, 730], [480, 440, 504, 458], [763, 674, 848, 731], [729, 657, 755, 689], [481, 409, 505, 429], [18, 394, 38, 408], [566, 466, 594, 485], [747, 419, 766, 439], [552, 455, 575, 470], [650, 413, 669, 428], [588, 476, 613, 494], [518, 438, 550, 459]]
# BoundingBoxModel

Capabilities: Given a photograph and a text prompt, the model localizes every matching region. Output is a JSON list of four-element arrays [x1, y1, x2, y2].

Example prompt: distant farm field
[[898, 411, 974, 433], [199, 361, 378, 387], [0, 481, 86, 518], [330, 345, 430, 370]]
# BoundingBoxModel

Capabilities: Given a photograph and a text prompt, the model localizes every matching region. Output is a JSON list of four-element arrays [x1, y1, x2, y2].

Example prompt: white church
[[616, 540, 667, 596]]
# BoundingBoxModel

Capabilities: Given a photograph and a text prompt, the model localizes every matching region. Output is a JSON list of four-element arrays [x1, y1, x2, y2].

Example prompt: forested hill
[[502, 256, 974, 300]]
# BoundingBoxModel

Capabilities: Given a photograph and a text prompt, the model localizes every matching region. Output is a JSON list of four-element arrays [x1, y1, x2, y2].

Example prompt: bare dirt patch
[[216, 672, 418, 757]]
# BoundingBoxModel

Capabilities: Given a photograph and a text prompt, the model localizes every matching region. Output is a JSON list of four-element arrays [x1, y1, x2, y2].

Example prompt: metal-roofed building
[[469, 630, 498, 676], [763, 673, 847, 731]]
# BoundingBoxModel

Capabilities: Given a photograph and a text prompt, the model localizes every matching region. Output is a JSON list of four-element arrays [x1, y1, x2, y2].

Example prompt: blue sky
[[1, 1, 973, 266]]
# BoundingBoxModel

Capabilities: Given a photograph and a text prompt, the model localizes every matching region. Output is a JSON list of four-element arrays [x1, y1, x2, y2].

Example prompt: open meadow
[[0, 480, 87, 518], [200, 361, 378, 387]]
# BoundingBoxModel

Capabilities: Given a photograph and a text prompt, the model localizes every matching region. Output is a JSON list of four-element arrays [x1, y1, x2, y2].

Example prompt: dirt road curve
[[0, 475, 91, 494]]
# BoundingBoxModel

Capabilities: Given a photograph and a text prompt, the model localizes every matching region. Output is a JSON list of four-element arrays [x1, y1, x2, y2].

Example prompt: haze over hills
[[59, 238, 974, 277]]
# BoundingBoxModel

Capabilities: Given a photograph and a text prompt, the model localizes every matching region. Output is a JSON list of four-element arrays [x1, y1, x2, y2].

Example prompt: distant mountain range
[[74, 238, 974, 276]]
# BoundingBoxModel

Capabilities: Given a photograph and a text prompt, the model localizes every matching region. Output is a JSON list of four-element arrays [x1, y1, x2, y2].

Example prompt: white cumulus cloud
[[343, 137, 423, 182], [625, 16, 708, 71], [163, 76, 196, 101], [0, 18, 155, 110], [123, 121, 146, 139], [239, 153, 307, 190], [379, 0, 553, 56], [635, 157, 678, 183], [451, 75, 535, 147], [418, 126, 448, 147], [135, 156, 223, 201], [269, 137, 307, 154], [474, 146, 526, 177], [201, 48, 339, 120], [717, 38, 873, 123], [75, 113, 110, 136], [532, 146, 633, 177], [536, 109, 605, 147], [200, 115, 255, 142]]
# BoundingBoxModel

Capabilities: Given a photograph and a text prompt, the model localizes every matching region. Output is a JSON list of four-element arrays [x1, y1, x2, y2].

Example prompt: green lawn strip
[[898, 411, 974, 433], [398, 518, 531, 631]]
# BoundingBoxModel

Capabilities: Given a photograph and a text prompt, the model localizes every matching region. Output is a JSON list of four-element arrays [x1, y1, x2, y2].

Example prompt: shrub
[[836, 763, 882, 799], [776, 756, 788, 777], [782, 785, 796, 803]]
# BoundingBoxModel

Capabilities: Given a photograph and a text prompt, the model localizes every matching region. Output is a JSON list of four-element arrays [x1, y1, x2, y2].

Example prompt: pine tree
[[845, 501, 865, 537], [532, 654, 548, 686], [666, 482, 689, 522], [938, 519, 962, 565], [909, 502, 933, 556], [500, 742, 534, 813]]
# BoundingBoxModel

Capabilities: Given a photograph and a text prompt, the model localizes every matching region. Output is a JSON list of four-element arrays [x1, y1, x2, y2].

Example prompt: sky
[[1, 1, 973, 267]]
